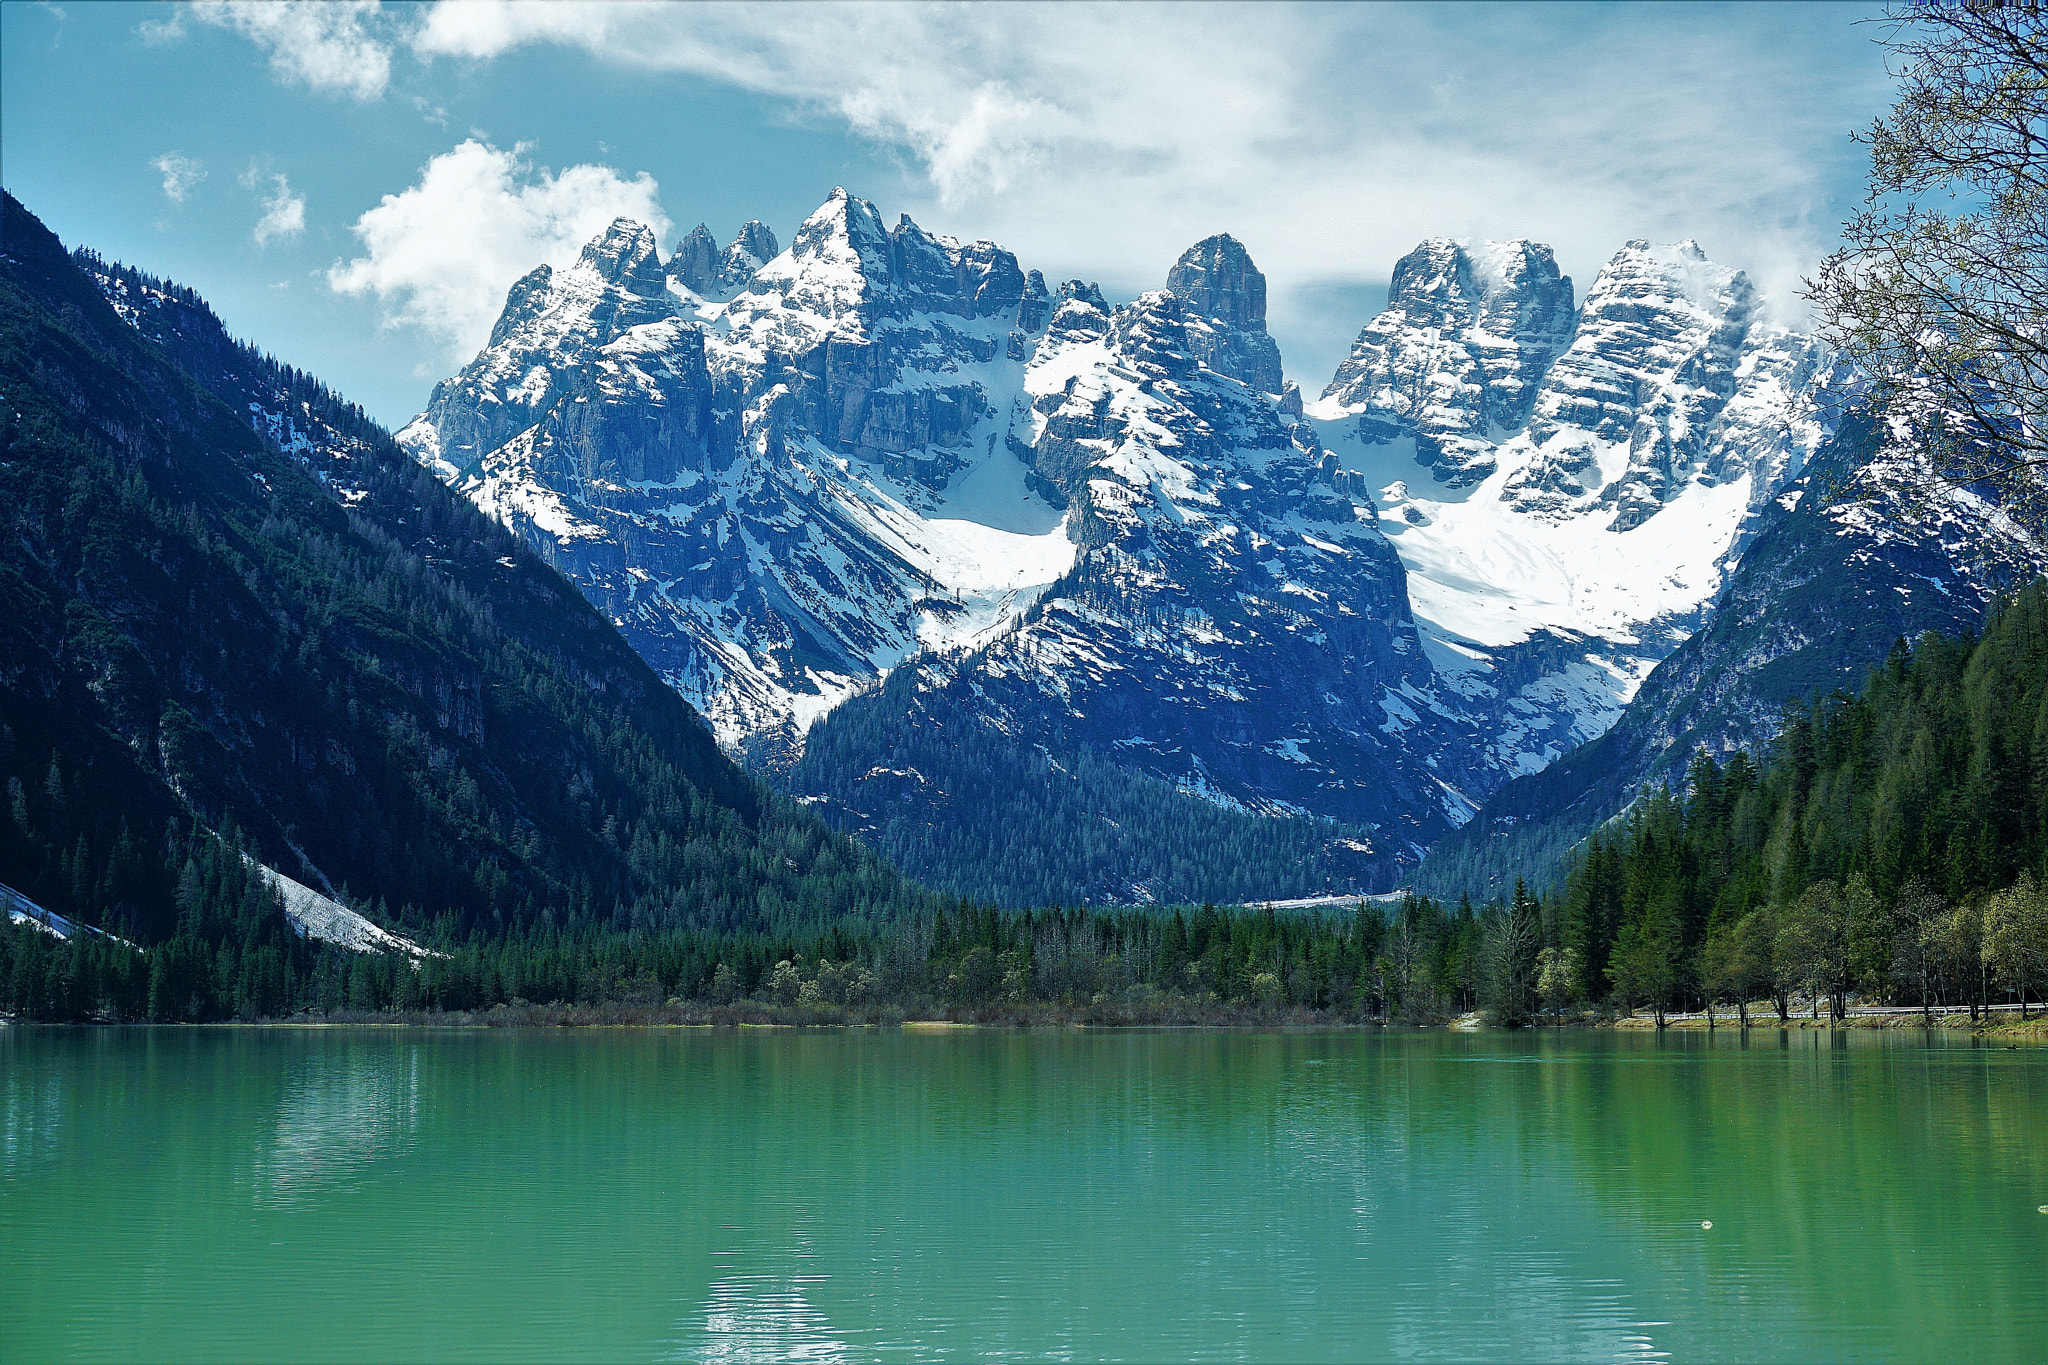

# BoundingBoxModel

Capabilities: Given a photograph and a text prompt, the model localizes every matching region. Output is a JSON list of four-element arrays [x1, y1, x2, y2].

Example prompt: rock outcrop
[[1322, 238, 1574, 487], [1165, 233, 1285, 394]]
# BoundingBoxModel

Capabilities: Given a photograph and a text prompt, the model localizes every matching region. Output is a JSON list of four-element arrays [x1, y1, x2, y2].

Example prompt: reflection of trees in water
[[1289, 1032, 2047, 1359], [257, 1042, 420, 1204], [0, 1052, 64, 1176], [652, 1032, 2048, 1359]]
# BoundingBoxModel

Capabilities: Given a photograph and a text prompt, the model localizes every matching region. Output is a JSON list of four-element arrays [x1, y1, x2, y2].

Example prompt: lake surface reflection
[[2, 1027, 2042, 1362]]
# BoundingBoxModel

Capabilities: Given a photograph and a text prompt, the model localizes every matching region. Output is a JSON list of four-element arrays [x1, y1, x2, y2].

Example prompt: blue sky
[[3, 1, 1897, 427]]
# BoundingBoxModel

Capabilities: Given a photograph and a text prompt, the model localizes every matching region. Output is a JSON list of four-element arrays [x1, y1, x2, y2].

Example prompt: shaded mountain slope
[[0, 192, 927, 949]]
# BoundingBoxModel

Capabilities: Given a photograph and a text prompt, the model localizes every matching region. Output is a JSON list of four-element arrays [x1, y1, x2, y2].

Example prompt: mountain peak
[[1497, 234, 1805, 529], [667, 220, 782, 300], [1164, 233, 1283, 392], [1322, 235, 1573, 484], [576, 218, 666, 298], [791, 188, 891, 272], [729, 219, 779, 265], [1167, 232, 1267, 333], [669, 224, 720, 294]]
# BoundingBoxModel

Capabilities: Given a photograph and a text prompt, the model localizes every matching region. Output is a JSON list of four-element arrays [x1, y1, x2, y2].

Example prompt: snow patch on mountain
[[258, 864, 441, 960], [398, 189, 1072, 762], [1309, 234, 1835, 783]]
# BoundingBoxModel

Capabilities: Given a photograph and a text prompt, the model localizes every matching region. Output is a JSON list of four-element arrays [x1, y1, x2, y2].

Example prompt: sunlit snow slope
[[1309, 237, 1832, 782]]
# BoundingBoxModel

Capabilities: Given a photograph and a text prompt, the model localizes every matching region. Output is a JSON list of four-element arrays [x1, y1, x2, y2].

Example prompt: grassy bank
[[1609, 1006, 2048, 1036]]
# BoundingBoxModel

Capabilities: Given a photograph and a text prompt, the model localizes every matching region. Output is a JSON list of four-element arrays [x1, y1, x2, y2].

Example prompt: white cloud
[[252, 173, 307, 246], [328, 139, 671, 359], [411, 0, 1893, 357], [153, 152, 206, 203], [137, 8, 185, 44], [194, 0, 392, 101]]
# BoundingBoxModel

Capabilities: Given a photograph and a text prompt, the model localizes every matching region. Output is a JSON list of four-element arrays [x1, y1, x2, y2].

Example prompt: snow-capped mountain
[[1307, 237, 1834, 785], [400, 194, 1073, 765], [399, 192, 1892, 896], [1321, 237, 1575, 489], [825, 239, 1470, 848]]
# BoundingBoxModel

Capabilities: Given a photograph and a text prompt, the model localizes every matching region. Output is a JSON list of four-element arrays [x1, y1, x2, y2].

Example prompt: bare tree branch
[[1808, 5, 2048, 537]]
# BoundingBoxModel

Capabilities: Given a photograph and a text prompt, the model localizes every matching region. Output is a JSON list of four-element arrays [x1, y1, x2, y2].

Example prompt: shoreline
[[10, 1001, 2046, 1037]]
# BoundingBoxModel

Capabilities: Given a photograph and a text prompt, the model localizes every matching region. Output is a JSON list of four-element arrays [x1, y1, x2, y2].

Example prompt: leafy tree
[[1810, 5, 2048, 533], [1777, 880, 1865, 1023], [1890, 880, 1949, 1024], [1982, 873, 2048, 1016], [1701, 908, 1776, 1029], [1534, 944, 1584, 1016], [1931, 898, 1990, 1020]]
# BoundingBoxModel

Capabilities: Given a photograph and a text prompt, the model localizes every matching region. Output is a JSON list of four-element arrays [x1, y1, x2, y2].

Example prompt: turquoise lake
[[2, 1027, 2043, 1362]]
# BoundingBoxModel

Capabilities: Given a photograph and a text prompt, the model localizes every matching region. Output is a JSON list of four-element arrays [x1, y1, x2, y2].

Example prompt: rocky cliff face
[[669, 220, 780, 300], [782, 245, 1472, 897], [1164, 233, 1285, 395], [403, 196, 2023, 899], [1322, 238, 1574, 488], [1308, 236, 1834, 800], [1496, 240, 1822, 531]]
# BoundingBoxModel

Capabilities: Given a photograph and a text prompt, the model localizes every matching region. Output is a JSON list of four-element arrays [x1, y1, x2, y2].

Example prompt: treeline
[[16, 576, 2048, 1026], [1545, 580, 2048, 1023], [1, 872, 1485, 1024]]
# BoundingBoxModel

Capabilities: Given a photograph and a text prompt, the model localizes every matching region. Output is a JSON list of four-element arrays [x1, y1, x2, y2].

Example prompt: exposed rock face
[[401, 190, 1067, 766], [669, 224, 720, 296], [1497, 240, 1823, 530], [718, 220, 779, 291], [409, 219, 679, 480], [1322, 238, 1574, 488], [1308, 235, 1834, 800], [1165, 233, 1285, 394], [669, 220, 784, 301]]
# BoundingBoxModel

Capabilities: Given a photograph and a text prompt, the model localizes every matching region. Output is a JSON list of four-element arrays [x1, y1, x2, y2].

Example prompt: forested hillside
[[1549, 581, 2048, 1021], [787, 650, 1387, 908], [0, 193, 932, 1018]]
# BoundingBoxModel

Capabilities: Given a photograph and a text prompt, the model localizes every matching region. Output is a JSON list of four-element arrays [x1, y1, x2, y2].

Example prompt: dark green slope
[[784, 648, 1388, 909], [1553, 581, 2048, 1020], [1415, 414, 2046, 902], [0, 192, 927, 948]]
